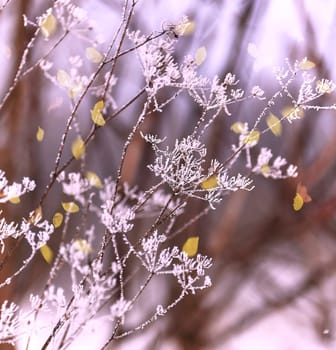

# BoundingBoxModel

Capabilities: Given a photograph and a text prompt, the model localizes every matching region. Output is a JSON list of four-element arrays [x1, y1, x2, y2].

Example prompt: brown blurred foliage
[[1, 0, 336, 349]]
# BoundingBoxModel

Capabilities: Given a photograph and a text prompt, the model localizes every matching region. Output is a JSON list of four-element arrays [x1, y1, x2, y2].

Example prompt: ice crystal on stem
[[145, 134, 254, 208], [54, 0, 89, 32], [101, 200, 135, 235], [147, 136, 207, 194], [0, 171, 35, 203], [137, 231, 212, 294], [0, 301, 19, 345], [252, 147, 298, 179]]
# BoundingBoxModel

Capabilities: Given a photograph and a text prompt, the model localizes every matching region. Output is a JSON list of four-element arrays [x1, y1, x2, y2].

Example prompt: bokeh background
[[1, 0, 336, 349]]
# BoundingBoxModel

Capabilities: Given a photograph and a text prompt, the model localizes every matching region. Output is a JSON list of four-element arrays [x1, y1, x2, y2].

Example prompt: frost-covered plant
[[0, 1, 335, 349]]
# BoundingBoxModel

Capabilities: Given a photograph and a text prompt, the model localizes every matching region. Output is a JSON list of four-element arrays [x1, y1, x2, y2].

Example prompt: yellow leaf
[[261, 164, 270, 176], [316, 80, 332, 94], [183, 20, 196, 35], [200, 175, 218, 190], [9, 197, 20, 204], [69, 85, 82, 99], [175, 20, 195, 36], [195, 46, 207, 66], [62, 201, 79, 213], [86, 171, 103, 189], [281, 106, 304, 120], [52, 212, 63, 228], [91, 110, 105, 126], [298, 59, 315, 70], [40, 13, 57, 39], [57, 70, 71, 88], [73, 239, 92, 254], [36, 126, 45, 142], [266, 113, 282, 136], [281, 106, 294, 117], [182, 236, 199, 257], [244, 130, 260, 145], [91, 100, 105, 126], [293, 193, 304, 211], [29, 206, 43, 224], [95, 100, 104, 110], [40, 244, 53, 264], [86, 47, 103, 63], [71, 136, 85, 160], [230, 122, 245, 134]]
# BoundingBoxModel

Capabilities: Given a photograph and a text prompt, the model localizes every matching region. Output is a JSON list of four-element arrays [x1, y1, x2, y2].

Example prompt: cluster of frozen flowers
[[143, 133, 255, 209], [0, 1, 335, 349], [0, 170, 35, 203], [0, 172, 53, 256]]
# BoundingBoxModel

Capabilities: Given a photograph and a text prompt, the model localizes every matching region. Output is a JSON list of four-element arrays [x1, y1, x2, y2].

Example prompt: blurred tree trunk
[[0, 0, 35, 348]]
